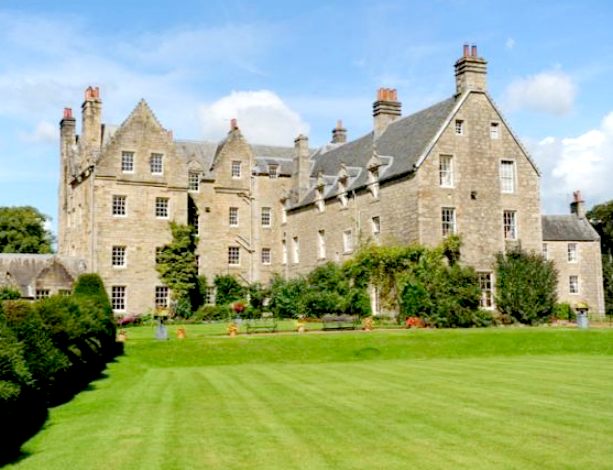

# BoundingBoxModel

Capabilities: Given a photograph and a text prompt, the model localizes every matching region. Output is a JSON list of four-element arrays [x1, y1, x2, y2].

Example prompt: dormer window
[[368, 166, 380, 199], [490, 122, 500, 139], [121, 151, 134, 173], [150, 153, 163, 174], [231, 161, 241, 178], [316, 187, 325, 212], [188, 171, 200, 192], [338, 178, 348, 208], [455, 120, 464, 135], [269, 165, 278, 179]]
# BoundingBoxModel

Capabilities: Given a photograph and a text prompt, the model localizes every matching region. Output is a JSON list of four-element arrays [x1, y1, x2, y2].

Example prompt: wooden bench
[[245, 316, 278, 334], [321, 314, 359, 331]]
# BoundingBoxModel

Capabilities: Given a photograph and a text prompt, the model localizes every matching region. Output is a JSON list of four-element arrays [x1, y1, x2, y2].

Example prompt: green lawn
[[9, 326, 613, 469]]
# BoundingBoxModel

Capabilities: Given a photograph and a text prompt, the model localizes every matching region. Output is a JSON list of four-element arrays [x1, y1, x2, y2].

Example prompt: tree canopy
[[588, 200, 613, 315], [0, 206, 54, 254]]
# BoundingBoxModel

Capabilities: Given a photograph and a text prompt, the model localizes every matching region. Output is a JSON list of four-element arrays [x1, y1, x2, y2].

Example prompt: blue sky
[[1, 0, 612, 235]]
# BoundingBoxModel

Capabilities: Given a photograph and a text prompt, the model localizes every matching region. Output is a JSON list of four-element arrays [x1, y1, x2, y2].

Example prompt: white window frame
[[231, 161, 241, 178], [441, 207, 456, 236], [155, 286, 169, 308], [112, 245, 127, 268], [282, 239, 288, 265], [268, 165, 278, 179], [503, 210, 517, 240], [372, 216, 381, 243], [121, 151, 134, 173], [228, 246, 240, 266], [439, 154, 454, 188], [261, 248, 271, 265], [155, 197, 169, 219], [292, 236, 300, 264], [188, 171, 200, 192], [112, 195, 127, 217], [542, 243, 548, 260], [35, 289, 50, 300], [455, 119, 464, 135], [318, 230, 326, 259], [368, 167, 380, 199], [150, 153, 163, 175], [500, 160, 516, 194], [478, 272, 494, 309], [261, 207, 272, 227], [229, 207, 239, 227], [567, 243, 578, 263], [569, 275, 579, 295], [111, 286, 126, 312], [490, 122, 500, 139], [343, 229, 354, 253]]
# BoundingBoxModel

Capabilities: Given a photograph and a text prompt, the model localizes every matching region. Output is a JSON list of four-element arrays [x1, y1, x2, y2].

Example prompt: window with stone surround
[[261, 207, 272, 227], [261, 248, 271, 265], [292, 236, 300, 264], [204, 286, 216, 305], [35, 289, 50, 300], [568, 243, 578, 263], [155, 197, 169, 218], [478, 272, 494, 308], [228, 246, 240, 265], [368, 166, 380, 199], [441, 207, 456, 236], [343, 229, 353, 253], [439, 154, 454, 187], [569, 275, 579, 294], [121, 151, 134, 173], [269, 165, 278, 179], [542, 243, 548, 260], [150, 153, 163, 174], [231, 161, 241, 178], [490, 122, 500, 139], [372, 216, 381, 243], [112, 195, 126, 216], [188, 171, 200, 192], [155, 286, 169, 308], [503, 210, 517, 240], [112, 245, 126, 268], [282, 239, 288, 264], [111, 286, 126, 311], [229, 207, 239, 227], [455, 119, 464, 135], [318, 230, 326, 259], [155, 246, 163, 264], [500, 160, 515, 193]]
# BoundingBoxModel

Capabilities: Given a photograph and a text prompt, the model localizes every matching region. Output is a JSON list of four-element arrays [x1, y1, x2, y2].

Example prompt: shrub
[[0, 287, 21, 301], [194, 304, 232, 321], [553, 302, 575, 321], [269, 275, 309, 318], [495, 249, 558, 324], [214, 275, 245, 306]]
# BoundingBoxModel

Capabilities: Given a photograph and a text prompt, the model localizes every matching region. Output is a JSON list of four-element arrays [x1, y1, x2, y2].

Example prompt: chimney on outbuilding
[[454, 44, 488, 95], [81, 86, 102, 151], [331, 120, 347, 144], [373, 88, 401, 139], [570, 190, 586, 219]]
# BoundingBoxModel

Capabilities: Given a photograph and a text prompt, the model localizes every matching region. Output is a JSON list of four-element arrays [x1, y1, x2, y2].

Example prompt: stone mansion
[[51, 45, 604, 316]]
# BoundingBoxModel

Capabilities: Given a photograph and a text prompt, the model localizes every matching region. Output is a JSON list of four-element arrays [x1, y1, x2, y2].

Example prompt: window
[[155, 197, 169, 218], [500, 160, 515, 193], [372, 216, 381, 243], [269, 165, 278, 179], [155, 286, 169, 308], [121, 151, 134, 173], [441, 207, 456, 236], [188, 171, 200, 192], [281, 204, 287, 224], [58, 289, 71, 296], [318, 230, 326, 259], [228, 246, 240, 265], [455, 120, 464, 135], [368, 167, 380, 199], [35, 289, 50, 300], [316, 188, 325, 212], [292, 236, 300, 264], [542, 243, 548, 260], [231, 161, 241, 178], [204, 286, 216, 305], [439, 155, 454, 187], [229, 207, 239, 227], [261, 207, 272, 227], [282, 239, 288, 265], [569, 275, 579, 294], [478, 273, 493, 308], [112, 195, 126, 216], [338, 192, 348, 208], [490, 122, 500, 139], [343, 229, 353, 253], [111, 286, 126, 311], [261, 248, 271, 265], [155, 247, 164, 264], [190, 211, 199, 235], [568, 243, 578, 263], [503, 210, 517, 240], [150, 153, 163, 174], [338, 178, 348, 208], [112, 246, 126, 267]]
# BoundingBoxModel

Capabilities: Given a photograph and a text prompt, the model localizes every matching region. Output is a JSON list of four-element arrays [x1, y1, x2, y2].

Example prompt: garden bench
[[321, 314, 359, 331], [245, 317, 278, 334]]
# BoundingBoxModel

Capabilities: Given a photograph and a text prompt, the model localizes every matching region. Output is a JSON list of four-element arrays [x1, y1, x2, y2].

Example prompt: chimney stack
[[293, 134, 310, 201], [230, 118, 238, 131], [81, 86, 102, 152], [331, 120, 347, 144], [60, 107, 77, 158], [373, 88, 401, 139], [454, 44, 487, 95], [570, 190, 586, 219]]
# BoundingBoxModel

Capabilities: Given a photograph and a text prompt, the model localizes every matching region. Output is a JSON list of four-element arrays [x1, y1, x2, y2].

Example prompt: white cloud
[[530, 112, 613, 213], [198, 90, 309, 146], [504, 70, 576, 115], [505, 37, 515, 50], [19, 121, 57, 143]]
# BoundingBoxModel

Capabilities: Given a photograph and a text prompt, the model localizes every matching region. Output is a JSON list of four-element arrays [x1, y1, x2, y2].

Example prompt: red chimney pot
[[63, 107, 73, 119], [471, 45, 478, 57], [230, 118, 238, 130], [463, 44, 470, 57]]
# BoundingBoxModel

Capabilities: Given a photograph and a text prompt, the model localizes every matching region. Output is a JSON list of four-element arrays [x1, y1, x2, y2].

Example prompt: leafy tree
[[213, 275, 245, 306], [495, 249, 558, 324], [155, 223, 199, 312], [587, 201, 613, 316], [268, 274, 309, 318], [0, 206, 54, 254], [0, 287, 21, 301]]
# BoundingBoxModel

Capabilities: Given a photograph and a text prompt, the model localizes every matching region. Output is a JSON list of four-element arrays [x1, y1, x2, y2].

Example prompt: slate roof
[[293, 96, 458, 208], [542, 216, 600, 241]]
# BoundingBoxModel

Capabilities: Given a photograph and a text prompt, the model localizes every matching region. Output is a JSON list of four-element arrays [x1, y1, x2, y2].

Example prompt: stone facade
[[57, 45, 605, 317]]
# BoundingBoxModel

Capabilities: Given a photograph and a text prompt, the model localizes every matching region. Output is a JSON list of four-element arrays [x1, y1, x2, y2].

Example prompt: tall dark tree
[[0, 206, 54, 253], [587, 200, 613, 315]]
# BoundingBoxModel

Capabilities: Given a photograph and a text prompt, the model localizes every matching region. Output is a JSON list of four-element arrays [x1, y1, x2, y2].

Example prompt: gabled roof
[[542, 216, 600, 241]]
